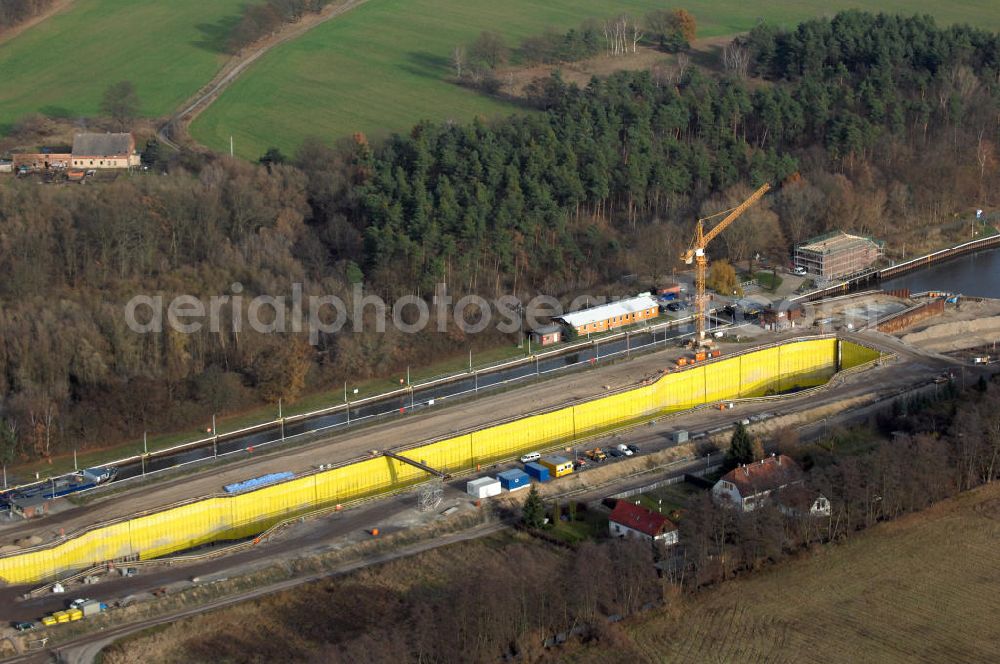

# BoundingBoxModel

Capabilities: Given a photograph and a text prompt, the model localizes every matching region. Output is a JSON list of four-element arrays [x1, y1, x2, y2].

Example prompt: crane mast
[[682, 183, 771, 343]]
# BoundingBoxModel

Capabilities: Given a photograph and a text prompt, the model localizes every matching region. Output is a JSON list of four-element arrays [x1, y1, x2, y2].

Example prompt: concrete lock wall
[[0, 339, 879, 584]]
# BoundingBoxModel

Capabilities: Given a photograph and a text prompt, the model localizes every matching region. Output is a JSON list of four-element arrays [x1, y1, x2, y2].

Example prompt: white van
[[519, 451, 541, 464]]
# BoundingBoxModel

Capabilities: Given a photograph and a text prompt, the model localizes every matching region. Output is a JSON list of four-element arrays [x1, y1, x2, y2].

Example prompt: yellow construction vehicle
[[682, 182, 771, 344]]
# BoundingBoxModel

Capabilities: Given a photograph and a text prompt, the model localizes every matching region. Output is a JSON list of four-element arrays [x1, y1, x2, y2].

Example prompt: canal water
[[881, 246, 1000, 298]]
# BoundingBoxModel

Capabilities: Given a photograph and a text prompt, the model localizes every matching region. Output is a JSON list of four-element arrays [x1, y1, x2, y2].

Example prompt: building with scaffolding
[[794, 231, 883, 280]]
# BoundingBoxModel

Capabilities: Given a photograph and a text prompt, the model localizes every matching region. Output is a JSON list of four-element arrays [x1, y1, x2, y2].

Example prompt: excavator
[[681, 182, 772, 345]]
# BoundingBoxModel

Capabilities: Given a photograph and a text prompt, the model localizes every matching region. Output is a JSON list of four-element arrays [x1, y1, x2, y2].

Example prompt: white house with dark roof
[[71, 133, 140, 169], [712, 454, 829, 515]]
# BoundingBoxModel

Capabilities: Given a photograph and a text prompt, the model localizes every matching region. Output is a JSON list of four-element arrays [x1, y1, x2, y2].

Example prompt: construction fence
[[876, 298, 946, 333], [0, 338, 880, 584]]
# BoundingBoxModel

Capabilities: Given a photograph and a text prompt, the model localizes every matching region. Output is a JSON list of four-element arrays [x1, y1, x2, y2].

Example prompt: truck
[[586, 448, 607, 462]]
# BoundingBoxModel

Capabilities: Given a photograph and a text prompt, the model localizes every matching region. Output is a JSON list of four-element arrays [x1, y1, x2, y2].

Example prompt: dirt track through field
[[0, 0, 75, 47], [165, 8, 741, 152], [159, 0, 372, 149]]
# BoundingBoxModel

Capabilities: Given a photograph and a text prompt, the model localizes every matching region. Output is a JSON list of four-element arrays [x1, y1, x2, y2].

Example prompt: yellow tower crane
[[682, 182, 771, 343]]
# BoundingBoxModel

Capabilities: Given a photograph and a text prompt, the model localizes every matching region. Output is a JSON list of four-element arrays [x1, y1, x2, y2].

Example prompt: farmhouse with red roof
[[608, 500, 679, 544]]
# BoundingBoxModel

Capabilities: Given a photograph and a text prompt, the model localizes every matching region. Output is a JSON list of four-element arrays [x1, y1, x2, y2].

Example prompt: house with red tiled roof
[[608, 500, 678, 544], [712, 454, 829, 515]]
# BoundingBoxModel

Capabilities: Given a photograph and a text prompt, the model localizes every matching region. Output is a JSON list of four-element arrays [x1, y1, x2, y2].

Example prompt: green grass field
[[0, 0, 246, 133], [192, 0, 1000, 159], [191, 0, 665, 159]]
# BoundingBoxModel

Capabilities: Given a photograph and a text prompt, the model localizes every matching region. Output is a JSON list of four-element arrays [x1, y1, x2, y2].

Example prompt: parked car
[[793, 266, 807, 275], [69, 598, 91, 610], [626, 444, 640, 454], [12, 621, 36, 632], [519, 451, 541, 464], [608, 448, 623, 458], [573, 458, 588, 469], [616, 444, 633, 456], [666, 302, 682, 312]]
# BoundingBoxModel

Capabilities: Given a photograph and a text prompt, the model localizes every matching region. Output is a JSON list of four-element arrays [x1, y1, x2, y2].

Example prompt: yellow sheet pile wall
[[0, 339, 878, 584]]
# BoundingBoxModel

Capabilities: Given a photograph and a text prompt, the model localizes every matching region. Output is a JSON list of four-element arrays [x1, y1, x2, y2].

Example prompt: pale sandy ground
[[900, 299, 1000, 352]]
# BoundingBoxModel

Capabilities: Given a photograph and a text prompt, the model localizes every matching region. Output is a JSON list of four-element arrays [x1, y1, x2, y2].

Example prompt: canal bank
[[795, 235, 1000, 302], [881, 242, 1000, 298]]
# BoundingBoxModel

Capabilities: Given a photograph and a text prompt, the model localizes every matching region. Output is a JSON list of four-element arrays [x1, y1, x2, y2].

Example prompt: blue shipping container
[[523, 463, 550, 482], [497, 469, 531, 491]]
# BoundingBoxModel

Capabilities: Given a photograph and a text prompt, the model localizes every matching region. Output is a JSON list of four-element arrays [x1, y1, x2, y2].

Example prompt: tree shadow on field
[[400, 51, 452, 79], [193, 15, 242, 54], [689, 43, 725, 73], [38, 105, 74, 119]]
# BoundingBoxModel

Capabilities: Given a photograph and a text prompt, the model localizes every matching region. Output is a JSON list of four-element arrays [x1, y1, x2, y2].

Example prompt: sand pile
[[901, 315, 1000, 352]]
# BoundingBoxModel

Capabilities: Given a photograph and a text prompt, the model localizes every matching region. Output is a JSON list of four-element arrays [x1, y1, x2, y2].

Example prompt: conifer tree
[[727, 422, 754, 468], [522, 484, 545, 529]]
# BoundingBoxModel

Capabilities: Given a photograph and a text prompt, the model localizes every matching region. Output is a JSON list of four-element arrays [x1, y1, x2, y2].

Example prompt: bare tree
[[451, 44, 466, 79], [631, 21, 643, 53], [977, 129, 996, 203], [675, 52, 691, 82], [951, 64, 980, 104], [604, 14, 635, 56], [723, 40, 751, 80], [469, 31, 508, 70], [652, 52, 691, 88]]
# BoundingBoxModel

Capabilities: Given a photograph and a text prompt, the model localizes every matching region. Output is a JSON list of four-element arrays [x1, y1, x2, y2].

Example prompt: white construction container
[[466, 477, 502, 499]]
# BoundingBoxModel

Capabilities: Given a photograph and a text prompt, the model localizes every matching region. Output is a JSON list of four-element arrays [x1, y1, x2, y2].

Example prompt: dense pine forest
[[1, 11, 998, 462]]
